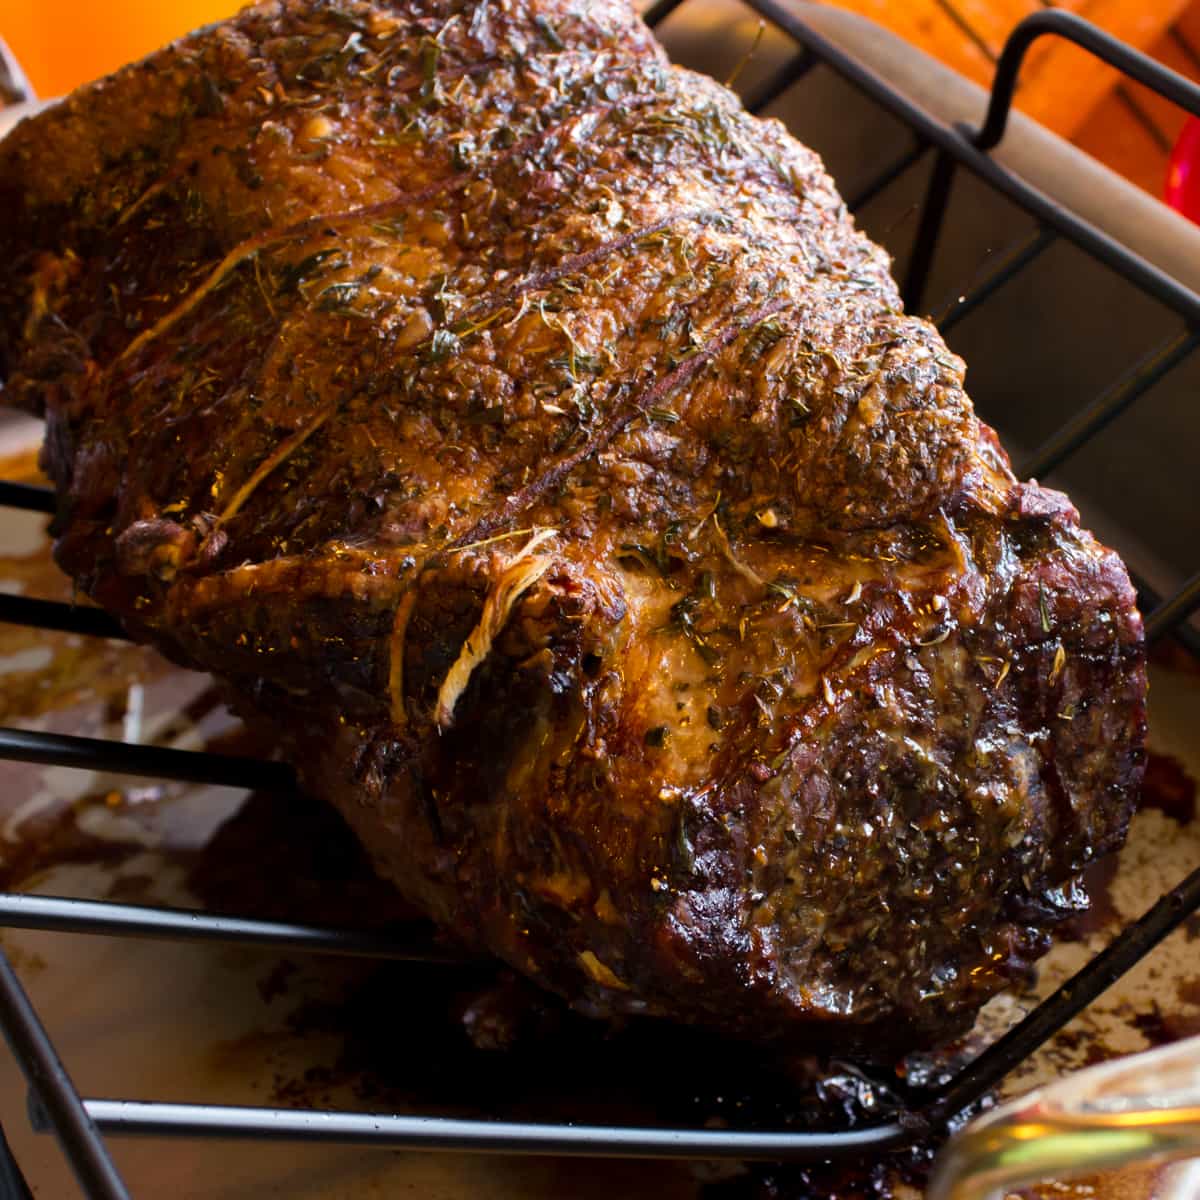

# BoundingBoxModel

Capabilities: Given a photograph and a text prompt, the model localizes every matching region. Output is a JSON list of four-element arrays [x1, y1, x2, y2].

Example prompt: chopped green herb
[[451, 307, 510, 340], [196, 75, 225, 117], [419, 37, 442, 103], [277, 249, 338, 294], [674, 811, 695, 874], [468, 0, 491, 40], [766, 578, 797, 604], [1038, 580, 1051, 634], [316, 281, 363, 312], [534, 14, 565, 49], [429, 328, 461, 361], [461, 406, 505, 426], [669, 595, 720, 665], [742, 315, 787, 363], [617, 543, 660, 572]]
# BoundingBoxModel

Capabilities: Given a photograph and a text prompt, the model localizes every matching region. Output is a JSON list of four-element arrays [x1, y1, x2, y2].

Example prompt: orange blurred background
[[4, 0, 241, 99], [3, 0, 1199, 208]]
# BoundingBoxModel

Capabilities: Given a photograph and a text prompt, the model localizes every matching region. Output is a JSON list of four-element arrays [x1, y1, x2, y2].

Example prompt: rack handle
[[0, 36, 34, 108], [974, 9, 1200, 152]]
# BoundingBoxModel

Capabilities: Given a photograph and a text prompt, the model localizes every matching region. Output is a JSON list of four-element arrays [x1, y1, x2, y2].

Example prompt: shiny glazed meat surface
[[0, 0, 1145, 1056]]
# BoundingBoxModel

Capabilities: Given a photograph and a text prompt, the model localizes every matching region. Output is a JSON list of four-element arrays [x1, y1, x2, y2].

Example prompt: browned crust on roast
[[0, 0, 1145, 1056]]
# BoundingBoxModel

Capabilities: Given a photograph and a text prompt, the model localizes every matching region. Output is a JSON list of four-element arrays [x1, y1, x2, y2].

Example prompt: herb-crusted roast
[[0, 0, 1146, 1055]]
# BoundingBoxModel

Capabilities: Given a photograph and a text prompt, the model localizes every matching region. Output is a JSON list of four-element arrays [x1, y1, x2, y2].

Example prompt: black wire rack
[[1, 5, 1200, 1198]]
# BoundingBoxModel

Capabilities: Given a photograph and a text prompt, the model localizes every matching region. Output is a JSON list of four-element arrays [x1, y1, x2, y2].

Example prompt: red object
[[1166, 116, 1200, 224]]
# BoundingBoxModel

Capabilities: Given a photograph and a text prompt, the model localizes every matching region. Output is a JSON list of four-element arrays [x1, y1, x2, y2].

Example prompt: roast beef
[[0, 0, 1146, 1056]]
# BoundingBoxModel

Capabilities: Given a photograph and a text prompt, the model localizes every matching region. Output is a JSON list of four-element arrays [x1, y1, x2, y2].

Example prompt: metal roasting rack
[[0, 5, 1199, 1198]]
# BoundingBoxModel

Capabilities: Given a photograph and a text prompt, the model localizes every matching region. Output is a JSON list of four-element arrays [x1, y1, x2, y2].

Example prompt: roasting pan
[[1, 2, 1200, 1197]]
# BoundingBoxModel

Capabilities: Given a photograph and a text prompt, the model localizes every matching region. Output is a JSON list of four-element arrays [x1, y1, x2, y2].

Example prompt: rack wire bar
[[1020, 329, 1200, 480], [1146, 571, 1200, 644], [643, 0, 687, 28], [0, 1125, 33, 1200], [0, 894, 462, 964], [935, 227, 1057, 333], [11, 848, 1200, 1162], [743, 47, 816, 113], [0, 727, 294, 792], [846, 140, 929, 212], [76, 1101, 911, 1161], [1, 3, 1199, 1195], [0, 483, 53, 515], [745, 0, 1200, 328], [0, 594, 127, 641], [976, 10, 1200, 152], [901, 150, 956, 312], [0, 949, 130, 1200], [1128, 572, 1200, 659], [924, 859, 1200, 1125]]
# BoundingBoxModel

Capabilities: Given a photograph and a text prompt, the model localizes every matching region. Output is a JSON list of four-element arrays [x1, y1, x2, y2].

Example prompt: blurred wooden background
[[836, 0, 1200, 198]]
